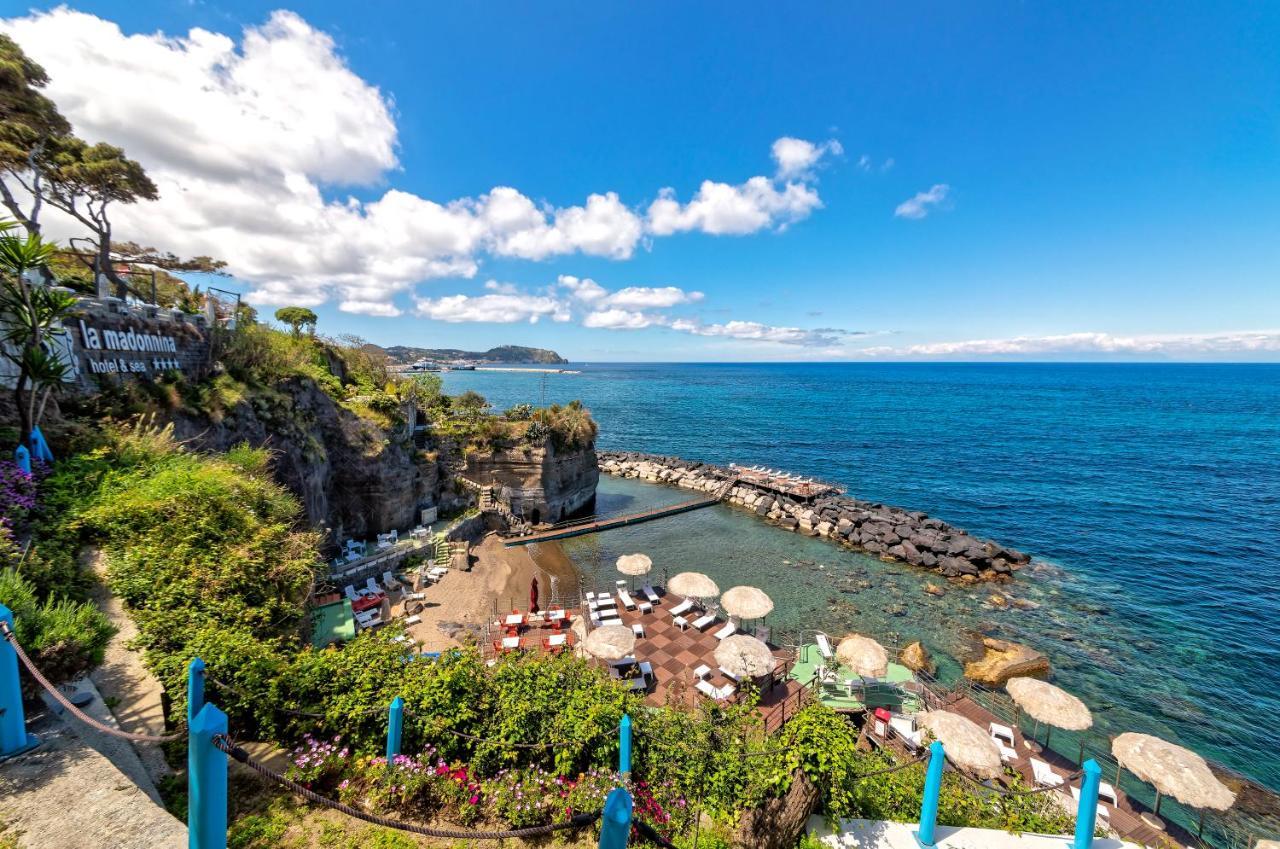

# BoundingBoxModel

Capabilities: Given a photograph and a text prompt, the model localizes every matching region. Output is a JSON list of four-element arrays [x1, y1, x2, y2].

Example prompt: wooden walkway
[[502, 496, 720, 546]]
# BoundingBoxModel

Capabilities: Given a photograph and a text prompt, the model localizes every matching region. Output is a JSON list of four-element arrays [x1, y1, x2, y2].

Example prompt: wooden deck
[[868, 684, 1200, 849], [503, 496, 721, 546]]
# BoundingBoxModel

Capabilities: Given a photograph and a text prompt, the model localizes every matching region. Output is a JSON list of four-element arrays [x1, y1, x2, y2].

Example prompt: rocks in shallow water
[[924, 582, 945, 597], [963, 637, 1051, 685], [597, 450, 1030, 584], [899, 641, 936, 674]]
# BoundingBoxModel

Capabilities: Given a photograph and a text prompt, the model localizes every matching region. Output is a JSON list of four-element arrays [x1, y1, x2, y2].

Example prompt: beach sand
[[397, 534, 581, 652]]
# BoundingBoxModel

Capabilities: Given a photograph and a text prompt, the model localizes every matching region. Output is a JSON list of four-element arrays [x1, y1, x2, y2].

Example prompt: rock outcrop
[[963, 637, 1051, 686], [599, 451, 1032, 583], [899, 640, 936, 675], [464, 438, 598, 525]]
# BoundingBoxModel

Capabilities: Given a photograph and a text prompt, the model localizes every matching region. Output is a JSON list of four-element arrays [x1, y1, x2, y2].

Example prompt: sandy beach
[[398, 534, 581, 652]]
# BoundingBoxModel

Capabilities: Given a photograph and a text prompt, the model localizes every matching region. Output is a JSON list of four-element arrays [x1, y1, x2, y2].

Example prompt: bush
[[0, 566, 114, 690]]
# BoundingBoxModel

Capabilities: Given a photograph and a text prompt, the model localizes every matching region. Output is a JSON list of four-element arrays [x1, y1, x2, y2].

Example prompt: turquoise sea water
[[442, 363, 1280, 798]]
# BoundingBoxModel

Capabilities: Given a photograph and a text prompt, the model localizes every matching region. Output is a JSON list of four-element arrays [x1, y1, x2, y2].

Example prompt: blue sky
[[5, 2, 1279, 360]]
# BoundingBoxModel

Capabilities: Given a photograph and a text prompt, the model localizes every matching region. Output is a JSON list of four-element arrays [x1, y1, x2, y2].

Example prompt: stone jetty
[[598, 451, 1032, 583]]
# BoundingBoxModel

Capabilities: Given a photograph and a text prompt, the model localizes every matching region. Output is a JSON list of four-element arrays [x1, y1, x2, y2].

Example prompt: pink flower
[[468, 794, 479, 805]]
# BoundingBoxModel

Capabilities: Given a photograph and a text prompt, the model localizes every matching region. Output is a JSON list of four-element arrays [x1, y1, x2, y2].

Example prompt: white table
[[547, 609, 566, 621], [504, 614, 524, 627], [501, 636, 520, 649], [547, 633, 567, 647]]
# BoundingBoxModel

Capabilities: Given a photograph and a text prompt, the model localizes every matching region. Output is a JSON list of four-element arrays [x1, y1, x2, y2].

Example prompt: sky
[[3, 2, 1279, 361]]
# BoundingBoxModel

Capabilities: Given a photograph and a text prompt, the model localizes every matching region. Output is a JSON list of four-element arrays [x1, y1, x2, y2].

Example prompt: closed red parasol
[[529, 576, 540, 613]]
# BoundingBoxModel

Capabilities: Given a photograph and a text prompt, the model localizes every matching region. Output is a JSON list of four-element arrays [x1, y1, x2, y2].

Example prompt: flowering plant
[[0, 460, 37, 529], [285, 733, 349, 789]]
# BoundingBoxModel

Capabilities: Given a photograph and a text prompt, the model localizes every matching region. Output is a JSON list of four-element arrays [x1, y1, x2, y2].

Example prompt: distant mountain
[[377, 344, 569, 365]]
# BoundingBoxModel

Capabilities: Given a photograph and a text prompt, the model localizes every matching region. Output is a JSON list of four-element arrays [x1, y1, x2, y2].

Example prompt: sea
[[441, 363, 1280, 801]]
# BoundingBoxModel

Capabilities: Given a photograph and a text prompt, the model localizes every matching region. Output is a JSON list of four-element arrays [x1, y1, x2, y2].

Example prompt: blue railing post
[[13, 445, 31, 475], [0, 605, 39, 759], [187, 658, 205, 727], [1073, 759, 1102, 849], [599, 786, 633, 849], [618, 714, 632, 776], [916, 740, 946, 848], [188, 702, 228, 849], [386, 696, 404, 762]]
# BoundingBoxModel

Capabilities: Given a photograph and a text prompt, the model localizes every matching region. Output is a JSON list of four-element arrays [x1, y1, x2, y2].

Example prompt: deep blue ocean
[[443, 363, 1280, 798]]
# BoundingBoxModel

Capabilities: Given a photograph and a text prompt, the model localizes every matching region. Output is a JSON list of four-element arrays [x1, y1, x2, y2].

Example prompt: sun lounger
[[355, 609, 383, 629], [382, 570, 401, 590], [988, 722, 1016, 747], [691, 613, 716, 630], [1098, 781, 1119, 806], [344, 585, 360, 602], [713, 620, 736, 640], [1069, 786, 1111, 820], [618, 590, 637, 610], [719, 666, 740, 682], [716, 684, 736, 700], [404, 614, 421, 625], [889, 715, 923, 750], [365, 577, 381, 595], [403, 591, 425, 601], [816, 632, 835, 661], [991, 735, 1018, 763], [642, 585, 660, 604], [1030, 758, 1064, 788], [695, 679, 718, 698], [669, 598, 695, 617]]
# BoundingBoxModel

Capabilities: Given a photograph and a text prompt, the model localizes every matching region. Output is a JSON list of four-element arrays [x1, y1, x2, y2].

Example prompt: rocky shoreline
[[598, 451, 1032, 584]]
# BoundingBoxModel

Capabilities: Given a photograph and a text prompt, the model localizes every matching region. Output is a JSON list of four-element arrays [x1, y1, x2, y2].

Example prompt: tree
[[0, 34, 70, 237], [274, 306, 318, 338], [0, 218, 75, 444], [37, 137, 158, 296]]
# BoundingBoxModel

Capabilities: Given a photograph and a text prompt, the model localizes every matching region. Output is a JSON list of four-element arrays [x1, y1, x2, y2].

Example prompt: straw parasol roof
[[1253, 842, 1279, 849], [581, 624, 636, 661], [615, 553, 653, 576], [721, 586, 774, 620], [1006, 677, 1093, 731], [667, 571, 720, 598], [917, 711, 1003, 780], [714, 634, 778, 679], [836, 634, 889, 678], [1112, 733, 1236, 811]]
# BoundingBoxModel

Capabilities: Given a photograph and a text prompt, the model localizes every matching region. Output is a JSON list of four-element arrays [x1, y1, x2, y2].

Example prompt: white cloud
[[3, 9, 826, 317], [894, 184, 951, 219], [772, 137, 842, 180], [413, 293, 571, 324], [557, 276, 701, 310], [856, 331, 1280, 358], [582, 309, 661, 330], [647, 178, 822, 236], [483, 280, 519, 294], [669, 319, 847, 347], [556, 275, 609, 303]]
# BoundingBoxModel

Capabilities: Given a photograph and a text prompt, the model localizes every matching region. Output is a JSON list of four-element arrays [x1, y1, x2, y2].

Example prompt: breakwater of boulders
[[598, 451, 1032, 583]]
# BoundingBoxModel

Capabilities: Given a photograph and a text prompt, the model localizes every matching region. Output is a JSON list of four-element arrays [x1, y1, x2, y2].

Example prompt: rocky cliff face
[[463, 438, 598, 525], [167, 376, 437, 543]]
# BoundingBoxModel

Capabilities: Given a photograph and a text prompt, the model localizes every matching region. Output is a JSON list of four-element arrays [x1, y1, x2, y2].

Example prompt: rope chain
[[213, 734, 600, 840], [0, 621, 185, 744]]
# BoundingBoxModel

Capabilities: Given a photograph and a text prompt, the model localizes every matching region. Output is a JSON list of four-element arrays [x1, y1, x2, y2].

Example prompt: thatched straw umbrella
[[714, 634, 778, 679], [1254, 842, 1279, 849], [581, 624, 636, 661], [1006, 677, 1092, 752], [836, 634, 889, 679], [667, 571, 719, 599], [1113, 732, 1235, 832], [720, 586, 774, 623], [916, 710, 1003, 780], [615, 553, 652, 589]]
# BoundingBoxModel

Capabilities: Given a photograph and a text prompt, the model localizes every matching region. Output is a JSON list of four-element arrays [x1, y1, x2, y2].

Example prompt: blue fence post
[[1073, 759, 1102, 849], [0, 605, 39, 759], [386, 696, 404, 762], [599, 786, 633, 849], [618, 714, 632, 776], [13, 444, 31, 475], [188, 702, 228, 849], [916, 740, 946, 848], [187, 658, 205, 727]]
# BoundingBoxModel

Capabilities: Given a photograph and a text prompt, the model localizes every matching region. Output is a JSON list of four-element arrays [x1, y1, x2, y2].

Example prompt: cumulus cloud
[[582, 309, 661, 330], [413, 292, 571, 324], [771, 137, 843, 180], [856, 330, 1280, 358], [894, 184, 951, 219], [2, 8, 834, 315], [557, 276, 701, 310], [669, 319, 851, 347]]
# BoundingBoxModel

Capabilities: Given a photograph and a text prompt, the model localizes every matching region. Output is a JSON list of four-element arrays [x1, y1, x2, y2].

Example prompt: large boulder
[[899, 640, 936, 675], [963, 638, 1051, 686]]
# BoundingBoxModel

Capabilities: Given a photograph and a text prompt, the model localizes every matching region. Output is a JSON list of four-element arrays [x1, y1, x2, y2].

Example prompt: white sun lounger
[[991, 735, 1018, 763], [365, 577, 381, 595], [695, 679, 718, 698], [713, 620, 736, 640], [1031, 758, 1064, 788], [618, 589, 637, 610], [404, 614, 421, 625], [382, 570, 401, 590], [691, 613, 716, 630], [642, 585, 660, 604], [816, 632, 835, 661], [669, 598, 695, 617], [344, 585, 360, 602], [719, 666, 740, 682], [1070, 786, 1112, 820], [889, 715, 923, 750], [989, 722, 1016, 747]]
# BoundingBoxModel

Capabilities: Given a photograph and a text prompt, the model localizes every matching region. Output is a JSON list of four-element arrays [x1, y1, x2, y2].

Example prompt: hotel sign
[[77, 319, 184, 375]]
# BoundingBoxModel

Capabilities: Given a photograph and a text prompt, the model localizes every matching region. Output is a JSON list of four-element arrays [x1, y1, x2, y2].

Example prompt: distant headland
[[373, 343, 568, 365]]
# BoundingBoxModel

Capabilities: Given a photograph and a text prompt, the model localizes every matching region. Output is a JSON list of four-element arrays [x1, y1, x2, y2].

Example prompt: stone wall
[[599, 451, 1031, 583]]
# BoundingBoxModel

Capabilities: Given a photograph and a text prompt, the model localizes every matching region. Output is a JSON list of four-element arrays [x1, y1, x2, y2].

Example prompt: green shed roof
[[311, 599, 356, 649]]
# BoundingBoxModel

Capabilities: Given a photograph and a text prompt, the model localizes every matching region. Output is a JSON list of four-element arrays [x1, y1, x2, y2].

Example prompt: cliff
[[463, 437, 599, 526], [167, 377, 436, 543]]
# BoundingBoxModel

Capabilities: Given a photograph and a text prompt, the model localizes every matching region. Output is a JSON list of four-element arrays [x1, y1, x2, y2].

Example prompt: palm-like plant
[[0, 217, 74, 443]]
